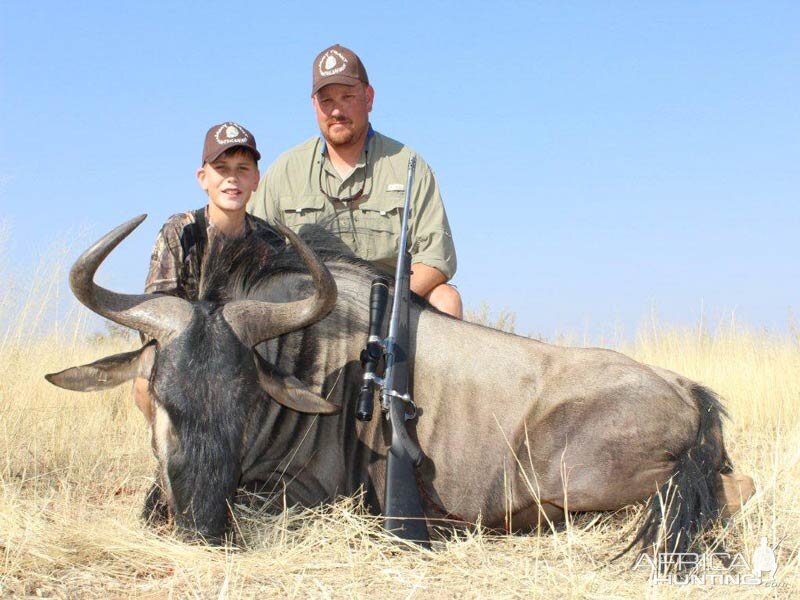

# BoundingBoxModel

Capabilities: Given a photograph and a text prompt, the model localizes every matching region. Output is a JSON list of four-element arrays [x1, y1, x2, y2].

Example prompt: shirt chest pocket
[[357, 196, 405, 262], [280, 195, 326, 229]]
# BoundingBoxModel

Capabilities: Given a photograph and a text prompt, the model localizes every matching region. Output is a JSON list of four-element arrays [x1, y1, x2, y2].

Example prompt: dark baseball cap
[[312, 44, 369, 95], [201, 122, 261, 165]]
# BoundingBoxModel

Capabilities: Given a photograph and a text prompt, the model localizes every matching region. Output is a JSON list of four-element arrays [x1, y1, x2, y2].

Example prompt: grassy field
[[1, 261, 798, 597]]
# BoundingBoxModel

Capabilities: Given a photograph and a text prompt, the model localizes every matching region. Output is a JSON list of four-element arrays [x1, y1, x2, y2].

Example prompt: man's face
[[196, 150, 260, 213], [313, 83, 374, 149]]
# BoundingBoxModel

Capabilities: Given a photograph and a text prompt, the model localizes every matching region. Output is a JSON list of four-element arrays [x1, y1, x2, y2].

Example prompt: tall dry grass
[[0, 247, 798, 597]]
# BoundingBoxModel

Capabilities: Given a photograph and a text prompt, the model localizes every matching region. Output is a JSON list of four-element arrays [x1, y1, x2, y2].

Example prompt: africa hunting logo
[[318, 49, 347, 77], [633, 537, 782, 587]]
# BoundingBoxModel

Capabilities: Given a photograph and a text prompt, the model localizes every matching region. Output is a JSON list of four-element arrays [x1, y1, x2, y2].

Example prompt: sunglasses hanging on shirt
[[318, 151, 369, 203]]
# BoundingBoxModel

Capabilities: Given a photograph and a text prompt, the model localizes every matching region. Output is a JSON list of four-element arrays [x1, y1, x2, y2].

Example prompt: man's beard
[[324, 120, 363, 148]]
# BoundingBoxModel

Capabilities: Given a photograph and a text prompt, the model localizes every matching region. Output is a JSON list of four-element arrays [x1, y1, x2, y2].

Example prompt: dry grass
[[1, 255, 798, 598]]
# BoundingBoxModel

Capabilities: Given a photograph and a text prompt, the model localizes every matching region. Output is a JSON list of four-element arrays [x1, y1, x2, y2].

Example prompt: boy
[[135, 121, 283, 419], [144, 121, 283, 299]]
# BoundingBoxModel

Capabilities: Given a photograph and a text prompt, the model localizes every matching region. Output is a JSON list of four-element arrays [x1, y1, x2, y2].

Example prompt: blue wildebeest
[[47, 215, 754, 551]]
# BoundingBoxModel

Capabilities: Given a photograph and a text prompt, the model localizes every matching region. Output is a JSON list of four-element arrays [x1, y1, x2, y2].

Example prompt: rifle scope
[[356, 277, 390, 421]]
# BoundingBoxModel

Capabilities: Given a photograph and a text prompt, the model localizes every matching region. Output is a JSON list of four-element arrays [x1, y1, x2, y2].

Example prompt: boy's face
[[196, 150, 260, 213]]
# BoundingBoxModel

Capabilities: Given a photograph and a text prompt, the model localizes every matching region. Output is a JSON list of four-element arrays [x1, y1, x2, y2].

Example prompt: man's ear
[[196, 165, 208, 192], [365, 84, 374, 112], [254, 355, 340, 414], [46, 344, 156, 392]]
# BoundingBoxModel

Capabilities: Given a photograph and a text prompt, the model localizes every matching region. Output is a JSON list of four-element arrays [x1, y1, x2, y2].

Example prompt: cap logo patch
[[214, 122, 248, 146], [318, 49, 348, 77]]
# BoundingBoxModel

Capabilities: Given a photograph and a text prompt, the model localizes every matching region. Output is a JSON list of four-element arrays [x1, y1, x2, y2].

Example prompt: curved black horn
[[222, 222, 337, 347], [70, 215, 193, 341]]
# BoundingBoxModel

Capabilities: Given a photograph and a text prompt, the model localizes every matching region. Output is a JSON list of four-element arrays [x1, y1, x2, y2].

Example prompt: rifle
[[356, 156, 431, 548]]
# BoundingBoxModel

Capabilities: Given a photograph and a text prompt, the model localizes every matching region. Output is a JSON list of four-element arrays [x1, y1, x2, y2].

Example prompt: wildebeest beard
[[151, 306, 259, 543]]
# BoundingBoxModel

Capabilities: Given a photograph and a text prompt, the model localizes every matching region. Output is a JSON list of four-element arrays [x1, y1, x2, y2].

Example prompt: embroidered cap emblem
[[318, 49, 348, 77], [214, 122, 248, 146]]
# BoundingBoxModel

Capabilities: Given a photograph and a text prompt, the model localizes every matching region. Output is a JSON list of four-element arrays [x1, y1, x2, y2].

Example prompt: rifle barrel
[[381, 155, 416, 412]]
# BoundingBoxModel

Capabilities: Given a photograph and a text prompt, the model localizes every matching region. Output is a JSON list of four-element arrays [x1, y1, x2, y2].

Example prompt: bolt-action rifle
[[356, 156, 430, 548]]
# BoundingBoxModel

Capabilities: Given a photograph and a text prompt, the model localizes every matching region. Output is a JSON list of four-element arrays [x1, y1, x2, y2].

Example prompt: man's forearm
[[409, 263, 447, 298]]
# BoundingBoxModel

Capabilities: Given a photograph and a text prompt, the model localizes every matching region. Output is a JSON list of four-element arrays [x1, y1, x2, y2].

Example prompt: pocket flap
[[280, 195, 326, 214], [359, 195, 405, 216]]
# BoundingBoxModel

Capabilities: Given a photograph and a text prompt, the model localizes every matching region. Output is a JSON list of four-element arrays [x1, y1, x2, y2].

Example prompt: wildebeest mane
[[196, 223, 436, 313], [197, 225, 385, 305]]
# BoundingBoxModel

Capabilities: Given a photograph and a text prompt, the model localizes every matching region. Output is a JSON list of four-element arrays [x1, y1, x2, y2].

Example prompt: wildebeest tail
[[618, 384, 730, 559]]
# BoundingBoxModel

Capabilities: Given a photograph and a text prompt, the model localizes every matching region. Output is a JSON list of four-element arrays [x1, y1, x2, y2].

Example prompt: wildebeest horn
[[70, 215, 193, 341], [222, 222, 337, 347]]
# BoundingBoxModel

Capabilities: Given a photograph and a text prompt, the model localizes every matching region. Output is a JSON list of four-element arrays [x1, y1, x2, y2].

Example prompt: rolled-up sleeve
[[409, 161, 457, 280]]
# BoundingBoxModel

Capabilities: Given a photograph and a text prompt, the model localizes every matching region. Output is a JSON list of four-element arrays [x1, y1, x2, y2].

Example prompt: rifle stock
[[384, 398, 430, 544]]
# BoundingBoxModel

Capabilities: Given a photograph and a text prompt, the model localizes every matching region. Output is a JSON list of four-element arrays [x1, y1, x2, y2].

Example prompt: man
[[249, 44, 462, 318]]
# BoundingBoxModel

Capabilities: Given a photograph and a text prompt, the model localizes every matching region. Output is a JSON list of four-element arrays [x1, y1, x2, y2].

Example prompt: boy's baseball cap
[[201, 122, 261, 165], [312, 44, 369, 95]]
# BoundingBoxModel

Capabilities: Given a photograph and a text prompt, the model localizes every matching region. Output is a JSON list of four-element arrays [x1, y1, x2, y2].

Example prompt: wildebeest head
[[46, 215, 340, 543]]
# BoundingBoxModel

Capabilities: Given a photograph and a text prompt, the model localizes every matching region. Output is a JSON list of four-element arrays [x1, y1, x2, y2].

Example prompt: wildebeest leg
[[718, 472, 755, 518], [142, 479, 170, 526], [507, 500, 567, 533], [505, 387, 734, 557]]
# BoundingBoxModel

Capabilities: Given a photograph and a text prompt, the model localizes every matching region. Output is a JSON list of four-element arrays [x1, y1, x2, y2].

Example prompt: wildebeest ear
[[45, 343, 156, 392], [254, 356, 340, 414]]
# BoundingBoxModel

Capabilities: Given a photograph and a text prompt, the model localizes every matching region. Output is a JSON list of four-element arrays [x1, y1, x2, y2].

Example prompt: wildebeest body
[[47, 217, 754, 552], [202, 243, 733, 534], [241, 277, 698, 524]]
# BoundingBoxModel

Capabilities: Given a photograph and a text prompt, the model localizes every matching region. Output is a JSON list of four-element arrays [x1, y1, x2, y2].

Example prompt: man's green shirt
[[248, 130, 457, 279]]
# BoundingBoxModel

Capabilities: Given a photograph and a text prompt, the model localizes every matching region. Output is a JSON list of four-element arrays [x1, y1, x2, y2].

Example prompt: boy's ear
[[250, 167, 261, 191], [196, 165, 208, 192]]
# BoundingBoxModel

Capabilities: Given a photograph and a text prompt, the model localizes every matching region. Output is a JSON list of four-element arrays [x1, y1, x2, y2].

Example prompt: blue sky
[[1, 1, 797, 338]]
